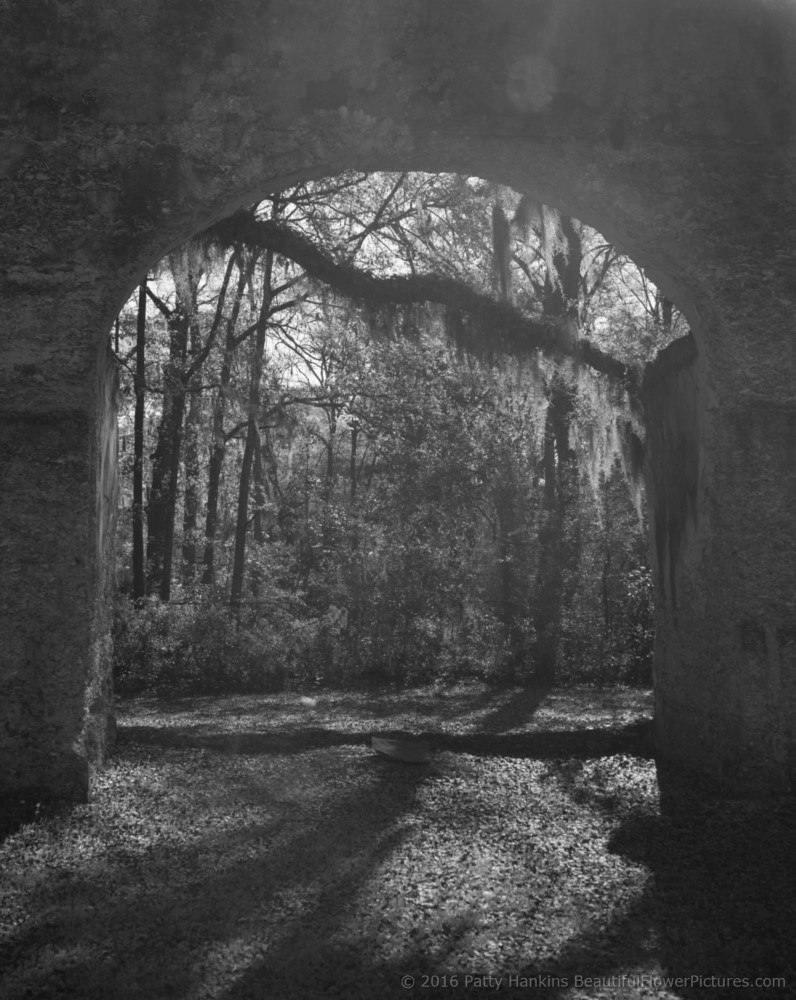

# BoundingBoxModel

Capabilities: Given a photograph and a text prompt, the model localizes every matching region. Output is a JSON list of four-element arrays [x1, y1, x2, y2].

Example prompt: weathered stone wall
[[643, 332, 795, 793], [0, 322, 117, 801], [1, 0, 795, 797]]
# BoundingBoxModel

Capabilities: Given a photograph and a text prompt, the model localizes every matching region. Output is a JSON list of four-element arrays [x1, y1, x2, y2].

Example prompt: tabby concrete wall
[[1, 0, 794, 798], [644, 336, 796, 792]]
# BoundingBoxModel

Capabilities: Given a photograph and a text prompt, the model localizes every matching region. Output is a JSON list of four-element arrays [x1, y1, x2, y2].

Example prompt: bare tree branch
[[206, 213, 634, 384]]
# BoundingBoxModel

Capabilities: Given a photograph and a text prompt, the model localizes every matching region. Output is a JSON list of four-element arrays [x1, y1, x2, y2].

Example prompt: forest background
[[111, 172, 685, 697]]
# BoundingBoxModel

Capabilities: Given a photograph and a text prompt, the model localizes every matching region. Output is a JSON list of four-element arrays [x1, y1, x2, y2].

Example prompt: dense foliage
[[112, 173, 679, 694]]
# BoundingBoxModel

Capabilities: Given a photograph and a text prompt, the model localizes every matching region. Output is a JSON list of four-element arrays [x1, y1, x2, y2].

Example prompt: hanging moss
[[512, 194, 541, 242], [491, 202, 512, 301], [562, 363, 647, 521]]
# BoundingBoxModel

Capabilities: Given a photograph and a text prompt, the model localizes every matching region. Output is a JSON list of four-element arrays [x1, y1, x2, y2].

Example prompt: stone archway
[[1, 0, 794, 801]]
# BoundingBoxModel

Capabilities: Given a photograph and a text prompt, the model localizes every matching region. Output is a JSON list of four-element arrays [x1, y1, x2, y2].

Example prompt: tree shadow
[[506, 757, 796, 1000], [116, 717, 653, 762], [606, 760, 796, 996], [12, 693, 786, 1000], [116, 724, 364, 755], [119, 683, 558, 736], [216, 758, 796, 1000], [425, 719, 653, 760], [0, 794, 68, 843], [473, 681, 552, 733], [0, 746, 432, 1000]]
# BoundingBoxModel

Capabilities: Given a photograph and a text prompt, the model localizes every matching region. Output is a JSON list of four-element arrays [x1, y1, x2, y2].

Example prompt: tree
[[230, 248, 274, 615], [131, 278, 147, 602], [201, 245, 259, 585], [144, 246, 203, 600], [113, 170, 674, 691]]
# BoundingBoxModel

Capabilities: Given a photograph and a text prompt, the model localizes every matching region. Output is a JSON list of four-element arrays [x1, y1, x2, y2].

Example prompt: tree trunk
[[494, 474, 523, 662], [532, 395, 566, 684], [261, 425, 282, 501], [146, 340, 188, 601], [349, 420, 359, 500], [132, 279, 147, 602], [157, 385, 187, 601], [146, 249, 200, 600], [531, 212, 583, 683], [202, 249, 256, 584], [230, 415, 259, 615], [661, 295, 673, 330], [252, 440, 266, 544], [323, 402, 337, 503], [230, 251, 273, 615], [181, 318, 203, 584]]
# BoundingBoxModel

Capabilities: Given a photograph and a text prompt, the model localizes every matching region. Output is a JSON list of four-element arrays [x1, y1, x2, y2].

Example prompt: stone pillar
[[0, 281, 117, 805], [644, 335, 796, 795]]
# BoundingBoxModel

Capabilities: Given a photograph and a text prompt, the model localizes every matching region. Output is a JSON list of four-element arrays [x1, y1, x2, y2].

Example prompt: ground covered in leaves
[[1, 685, 794, 1000]]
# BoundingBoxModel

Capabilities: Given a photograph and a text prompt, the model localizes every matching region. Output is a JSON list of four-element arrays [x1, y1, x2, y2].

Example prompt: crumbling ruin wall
[[645, 333, 796, 794], [1, 0, 795, 799]]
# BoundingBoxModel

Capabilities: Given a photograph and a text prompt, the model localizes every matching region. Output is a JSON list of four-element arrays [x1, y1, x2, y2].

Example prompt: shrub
[[113, 592, 352, 696], [555, 567, 654, 687], [113, 596, 251, 695]]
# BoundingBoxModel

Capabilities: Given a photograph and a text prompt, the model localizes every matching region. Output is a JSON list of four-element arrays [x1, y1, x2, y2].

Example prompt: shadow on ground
[[2, 687, 793, 1000], [500, 760, 796, 1000], [214, 763, 796, 1000], [0, 796, 68, 843], [1, 748, 431, 999], [115, 720, 654, 761]]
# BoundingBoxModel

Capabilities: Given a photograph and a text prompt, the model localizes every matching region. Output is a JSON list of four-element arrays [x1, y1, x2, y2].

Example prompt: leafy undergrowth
[[1, 685, 794, 1000]]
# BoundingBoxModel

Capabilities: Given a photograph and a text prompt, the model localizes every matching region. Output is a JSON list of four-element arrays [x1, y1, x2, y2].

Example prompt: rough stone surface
[[1, 0, 795, 797]]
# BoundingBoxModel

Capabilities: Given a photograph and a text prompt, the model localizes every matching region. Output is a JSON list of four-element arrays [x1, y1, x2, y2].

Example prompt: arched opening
[[2, 0, 794, 827], [109, 170, 687, 701], [3, 0, 796, 992], [9, 159, 795, 984]]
